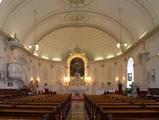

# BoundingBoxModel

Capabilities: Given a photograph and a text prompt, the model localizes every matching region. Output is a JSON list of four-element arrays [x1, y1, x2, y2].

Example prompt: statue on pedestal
[[130, 82, 138, 97]]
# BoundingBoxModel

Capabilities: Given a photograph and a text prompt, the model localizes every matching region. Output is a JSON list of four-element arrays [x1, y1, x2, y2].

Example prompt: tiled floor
[[69, 101, 87, 120]]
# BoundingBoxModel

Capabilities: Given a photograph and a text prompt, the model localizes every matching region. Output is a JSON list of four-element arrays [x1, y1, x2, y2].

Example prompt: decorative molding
[[64, 13, 89, 22], [101, 64, 104, 67], [67, 0, 87, 5], [114, 62, 117, 65], [50, 65, 54, 68], [38, 62, 41, 66], [61, 0, 94, 8], [23, 10, 131, 45], [137, 51, 150, 64]]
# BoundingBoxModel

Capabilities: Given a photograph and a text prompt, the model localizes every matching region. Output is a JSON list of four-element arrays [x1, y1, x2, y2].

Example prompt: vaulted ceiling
[[0, 0, 159, 61]]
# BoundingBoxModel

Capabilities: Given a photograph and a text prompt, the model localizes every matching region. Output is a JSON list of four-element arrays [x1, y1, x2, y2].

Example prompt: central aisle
[[69, 100, 87, 120]]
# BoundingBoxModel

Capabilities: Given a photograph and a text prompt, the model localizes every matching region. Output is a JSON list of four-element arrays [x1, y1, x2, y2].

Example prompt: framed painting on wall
[[128, 73, 132, 81]]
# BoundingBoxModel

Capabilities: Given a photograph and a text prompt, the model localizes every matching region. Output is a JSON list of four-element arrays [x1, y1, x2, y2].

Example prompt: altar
[[65, 47, 89, 96], [67, 75, 87, 96], [68, 85, 87, 96]]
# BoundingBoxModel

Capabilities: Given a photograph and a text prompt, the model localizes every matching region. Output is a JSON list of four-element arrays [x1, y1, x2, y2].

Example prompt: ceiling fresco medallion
[[61, 0, 94, 8], [64, 13, 89, 22]]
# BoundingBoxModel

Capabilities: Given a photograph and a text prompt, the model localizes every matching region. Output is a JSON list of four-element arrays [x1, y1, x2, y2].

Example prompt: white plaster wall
[[145, 32, 159, 88], [0, 30, 159, 92], [0, 37, 21, 89], [123, 32, 159, 89], [11, 48, 65, 91], [88, 31, 159, 92], [88, 57, 127, 93], [0, 36, 6, 72]]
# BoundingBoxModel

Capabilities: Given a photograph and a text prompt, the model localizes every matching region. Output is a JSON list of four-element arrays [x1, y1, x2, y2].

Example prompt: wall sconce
[[85, 77, 91, 85], [64, 77, 70, 86], [37, 77, 40, 82], [31, 77, 33, 81], [115, 76, 119, 82], [122, 76, 126, 83]]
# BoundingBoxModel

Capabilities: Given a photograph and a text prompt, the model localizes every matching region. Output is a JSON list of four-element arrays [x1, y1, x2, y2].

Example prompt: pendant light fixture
[[34, 9, 39, 51], [117, 9, 122, 49], [28, 9, 39, 52], [116, 9, 127, 49]]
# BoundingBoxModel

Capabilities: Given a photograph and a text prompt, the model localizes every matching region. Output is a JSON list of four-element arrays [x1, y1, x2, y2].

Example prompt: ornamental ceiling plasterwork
[[0, 0, 159, 61], [60, 0, 95, 8], [64, 13, 90, 22]]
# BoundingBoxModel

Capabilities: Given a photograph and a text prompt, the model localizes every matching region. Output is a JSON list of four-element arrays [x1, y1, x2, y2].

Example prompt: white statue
[[74, 72, 81, 79], [130, 82, 138, 97]]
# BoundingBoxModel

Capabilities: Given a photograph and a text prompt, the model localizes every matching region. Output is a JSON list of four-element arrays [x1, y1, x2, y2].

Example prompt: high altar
[[68, 76, 87, 96], [65, 47, 89, 95]]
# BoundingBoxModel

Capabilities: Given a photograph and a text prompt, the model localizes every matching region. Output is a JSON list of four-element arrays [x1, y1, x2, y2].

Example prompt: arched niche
[[66, 50, 88, 79]]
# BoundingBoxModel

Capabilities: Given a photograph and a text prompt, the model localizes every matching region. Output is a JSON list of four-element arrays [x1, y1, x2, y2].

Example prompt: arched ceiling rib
[[22, 10, 133, 44], [37, 26, 121, 60], [0, 0, 159, 61]]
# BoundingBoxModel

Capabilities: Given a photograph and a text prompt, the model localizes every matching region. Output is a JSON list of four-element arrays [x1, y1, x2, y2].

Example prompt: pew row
[[0, 94, 72, 120], [84, 94, 159, 120]]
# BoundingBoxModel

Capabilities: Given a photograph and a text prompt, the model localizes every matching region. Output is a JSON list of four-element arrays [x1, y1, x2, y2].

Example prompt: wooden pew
[[0, 94, 72, 120], [101, 108, 159, 120], [84, 94, 159, 120]]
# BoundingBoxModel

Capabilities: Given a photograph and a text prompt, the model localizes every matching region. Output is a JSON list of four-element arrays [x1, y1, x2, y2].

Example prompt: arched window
[[127, 57, 134, 88]]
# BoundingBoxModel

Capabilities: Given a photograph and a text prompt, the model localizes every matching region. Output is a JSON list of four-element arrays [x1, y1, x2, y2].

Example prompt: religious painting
[[70, 57, 84, 77], [128, 73, 132, 81], [147, 69, 155, 82]]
